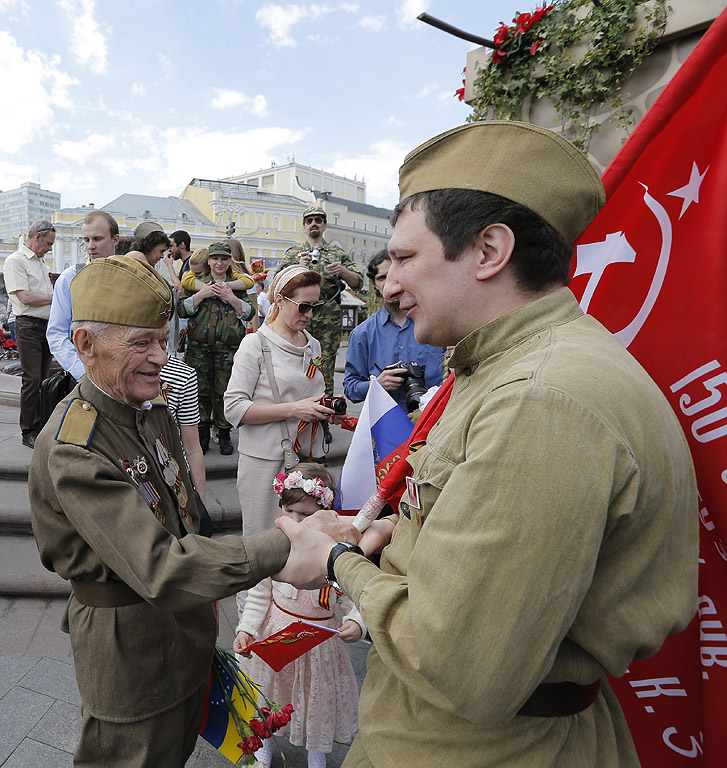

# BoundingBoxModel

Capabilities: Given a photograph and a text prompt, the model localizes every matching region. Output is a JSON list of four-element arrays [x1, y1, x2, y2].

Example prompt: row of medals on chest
[[122, 436, 188, 525]]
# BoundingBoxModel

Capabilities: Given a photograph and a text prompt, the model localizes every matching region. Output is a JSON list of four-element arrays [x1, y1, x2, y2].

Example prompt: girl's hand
[[288, 395, 334, 422], [337, 620, 363, 643], [233, 631, 255, 656]]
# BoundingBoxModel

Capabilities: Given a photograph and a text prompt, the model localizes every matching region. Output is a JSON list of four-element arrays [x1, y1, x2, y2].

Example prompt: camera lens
[[310, 249, 320, 264]]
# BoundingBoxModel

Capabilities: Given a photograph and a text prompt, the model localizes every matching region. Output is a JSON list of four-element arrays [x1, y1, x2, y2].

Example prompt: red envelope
[[244, 621, 339, 672]]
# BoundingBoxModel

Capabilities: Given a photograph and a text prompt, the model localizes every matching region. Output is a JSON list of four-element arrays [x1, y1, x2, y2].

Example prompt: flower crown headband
[[273, 471, 335, 509]]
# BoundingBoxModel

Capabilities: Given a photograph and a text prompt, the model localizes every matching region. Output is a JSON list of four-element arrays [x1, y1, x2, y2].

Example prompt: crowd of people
[[10, 119, 698, 768]]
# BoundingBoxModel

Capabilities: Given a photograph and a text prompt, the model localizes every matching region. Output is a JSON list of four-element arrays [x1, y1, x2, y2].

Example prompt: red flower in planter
[[493, 22, 510, 48]]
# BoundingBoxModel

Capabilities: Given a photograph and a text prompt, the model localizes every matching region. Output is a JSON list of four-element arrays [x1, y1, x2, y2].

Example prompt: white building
[[0, 182, 61, 243], [224, 162, 393, 273]]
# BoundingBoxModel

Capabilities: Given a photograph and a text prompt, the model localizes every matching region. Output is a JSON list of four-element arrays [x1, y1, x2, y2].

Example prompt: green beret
[[398, 121, 605, 242], [71, 256, 172, 328], [302, 204, 327, 221], [133, 221, 164, 240], [208, 241, 232, 257]]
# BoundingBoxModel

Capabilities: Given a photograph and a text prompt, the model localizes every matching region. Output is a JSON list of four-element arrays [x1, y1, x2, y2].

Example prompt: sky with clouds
[[0, 0, 524, 211]]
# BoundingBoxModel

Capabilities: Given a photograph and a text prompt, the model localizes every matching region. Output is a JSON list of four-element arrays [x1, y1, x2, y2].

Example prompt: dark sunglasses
[[283, 295, 325, 315]]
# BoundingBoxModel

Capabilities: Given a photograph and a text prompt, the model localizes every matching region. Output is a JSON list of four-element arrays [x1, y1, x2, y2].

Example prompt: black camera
[[320, 395, 347, 415], [383, 361, 427, 413]]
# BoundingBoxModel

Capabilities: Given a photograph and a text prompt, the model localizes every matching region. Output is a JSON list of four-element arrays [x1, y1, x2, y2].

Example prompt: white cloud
[[331, 139, 408, 207], [0, 159, 39, 189], [157, 53, 173, 76], [0, 31, 77, 153], [210, 89, 268, 116], [53, 132, 117, 164], [412, 82, 439, 99], [386, 115, 403, 127], [256, 4, 308, 47], [131, 83, 147, 97], [359, 15, 386, 32], [157, 126, 307, 192], [58, 0, 109, 75], [396, 0, 429, 29], [256, 3, 356, 47]]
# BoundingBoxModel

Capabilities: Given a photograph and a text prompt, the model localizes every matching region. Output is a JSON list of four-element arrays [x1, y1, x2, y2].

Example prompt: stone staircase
[[0, 433, 246, 596]]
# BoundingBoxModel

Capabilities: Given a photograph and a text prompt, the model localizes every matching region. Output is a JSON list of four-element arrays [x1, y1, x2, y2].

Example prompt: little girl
[[233, 464, 364, 768]]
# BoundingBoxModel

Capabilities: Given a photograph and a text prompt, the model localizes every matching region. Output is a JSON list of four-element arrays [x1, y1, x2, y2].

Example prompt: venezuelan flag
[[199, 652, 260, 763]]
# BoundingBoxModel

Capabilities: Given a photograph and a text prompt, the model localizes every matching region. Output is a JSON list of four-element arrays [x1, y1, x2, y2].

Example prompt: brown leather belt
[[518, 680, 601, 717], [70, 580, 146, 607]]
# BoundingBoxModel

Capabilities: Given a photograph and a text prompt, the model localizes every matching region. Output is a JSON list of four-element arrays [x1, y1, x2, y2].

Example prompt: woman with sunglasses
[[224, 265, 335, 537]]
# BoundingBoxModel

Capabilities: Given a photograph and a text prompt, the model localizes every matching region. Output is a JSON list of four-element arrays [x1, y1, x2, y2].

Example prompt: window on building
[[351, 220, 356, 229], [363, 222, 367, 231]]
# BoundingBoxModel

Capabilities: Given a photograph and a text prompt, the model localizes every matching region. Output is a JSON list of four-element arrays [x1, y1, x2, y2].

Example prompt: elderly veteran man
[[29, 256, 357, 768], [274, 122, 699, 768]]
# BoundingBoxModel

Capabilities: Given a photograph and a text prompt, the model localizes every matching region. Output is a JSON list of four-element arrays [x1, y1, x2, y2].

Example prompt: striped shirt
[[160, 356, 200, 428]]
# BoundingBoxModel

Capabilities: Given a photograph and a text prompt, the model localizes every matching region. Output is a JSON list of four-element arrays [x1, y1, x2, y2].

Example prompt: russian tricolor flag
[[338, 377, 413, 513]]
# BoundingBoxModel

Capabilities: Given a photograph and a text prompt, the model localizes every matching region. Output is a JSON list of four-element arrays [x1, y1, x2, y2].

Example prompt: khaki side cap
[[70, 255, 172, 328], [399, 121, 605, 242]]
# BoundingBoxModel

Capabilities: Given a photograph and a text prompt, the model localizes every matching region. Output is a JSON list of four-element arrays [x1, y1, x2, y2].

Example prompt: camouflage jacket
[[177, 275, 255, 347], [279, 240, 362, 303]]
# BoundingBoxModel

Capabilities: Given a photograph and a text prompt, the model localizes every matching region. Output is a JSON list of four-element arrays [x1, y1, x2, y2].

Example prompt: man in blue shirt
[[344, 249, 445, 412], [47, 211, 119, 381]]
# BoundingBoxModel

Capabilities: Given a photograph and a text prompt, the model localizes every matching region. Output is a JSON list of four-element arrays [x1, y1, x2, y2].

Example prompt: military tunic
[[335, 288, 699, 767], [177, 275, 255, 429], [29, 377, 289, 724], [277, 241, 362, 395]]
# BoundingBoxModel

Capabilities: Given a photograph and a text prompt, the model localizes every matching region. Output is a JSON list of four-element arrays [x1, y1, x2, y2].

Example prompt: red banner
[[569, 9, 727, 764]]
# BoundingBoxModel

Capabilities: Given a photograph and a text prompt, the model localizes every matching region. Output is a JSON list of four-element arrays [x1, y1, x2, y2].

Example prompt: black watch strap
[[326, 542, 363, 590]]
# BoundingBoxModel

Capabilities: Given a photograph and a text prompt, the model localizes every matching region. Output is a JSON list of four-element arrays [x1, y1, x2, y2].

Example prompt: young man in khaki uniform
[[29, 255, 357, 767], [274, 122, 699, 767]]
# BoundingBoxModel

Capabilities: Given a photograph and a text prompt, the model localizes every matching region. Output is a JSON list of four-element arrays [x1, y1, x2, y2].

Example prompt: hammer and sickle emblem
[[574, 184, 672, 348]]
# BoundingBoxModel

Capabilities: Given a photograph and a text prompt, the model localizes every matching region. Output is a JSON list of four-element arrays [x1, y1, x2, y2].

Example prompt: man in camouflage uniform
[[276, 205, 362, 411]]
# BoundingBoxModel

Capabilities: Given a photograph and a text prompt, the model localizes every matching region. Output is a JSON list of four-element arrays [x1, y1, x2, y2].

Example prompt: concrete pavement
[[0, 349, 369, 767]]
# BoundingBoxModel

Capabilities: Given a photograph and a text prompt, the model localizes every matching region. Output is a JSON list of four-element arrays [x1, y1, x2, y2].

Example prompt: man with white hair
[[3, 220, 56, 448], [29, 255, 357, 767]]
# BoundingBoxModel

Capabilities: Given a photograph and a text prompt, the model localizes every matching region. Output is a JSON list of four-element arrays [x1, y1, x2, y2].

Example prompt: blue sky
[[0, 0, 524, 210]]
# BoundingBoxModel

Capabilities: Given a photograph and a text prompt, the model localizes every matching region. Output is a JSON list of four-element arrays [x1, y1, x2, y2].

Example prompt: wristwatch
[[326, 542, 364, 591]]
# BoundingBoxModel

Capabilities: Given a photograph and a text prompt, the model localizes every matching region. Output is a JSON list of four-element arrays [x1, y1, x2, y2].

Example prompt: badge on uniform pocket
[[406, 476, 420, 509]]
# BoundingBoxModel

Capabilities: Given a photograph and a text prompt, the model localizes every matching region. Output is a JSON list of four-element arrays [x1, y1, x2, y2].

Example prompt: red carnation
[[238, 735, 263, 754], [249, 718, 272, 739], [261, 703, 294, 733], [530, 39, 545, 55], [492, 49, 506, 65]]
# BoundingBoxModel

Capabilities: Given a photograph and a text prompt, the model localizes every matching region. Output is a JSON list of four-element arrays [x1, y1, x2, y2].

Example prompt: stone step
[[0, 476, 244, 536], [0, 533, 71, 596], [0, 426, 352, 482]]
